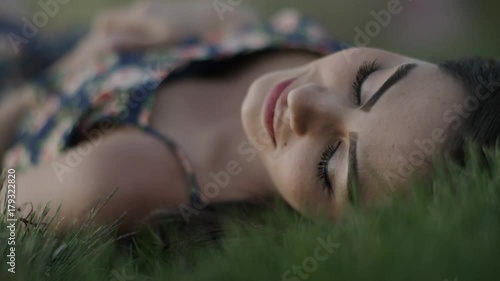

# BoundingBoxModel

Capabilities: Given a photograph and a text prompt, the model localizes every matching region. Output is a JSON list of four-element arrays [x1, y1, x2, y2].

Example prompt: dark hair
[[438, 57, 500, 166]]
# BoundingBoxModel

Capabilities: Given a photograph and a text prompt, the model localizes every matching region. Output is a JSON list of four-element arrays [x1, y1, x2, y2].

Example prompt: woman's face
[[241, 47, 465, 217]]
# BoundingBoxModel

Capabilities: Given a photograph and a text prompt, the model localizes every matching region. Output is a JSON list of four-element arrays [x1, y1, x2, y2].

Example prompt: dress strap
[[121, 121, 203, 208]]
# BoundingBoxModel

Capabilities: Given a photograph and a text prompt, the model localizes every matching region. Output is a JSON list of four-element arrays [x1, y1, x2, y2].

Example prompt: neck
[[198, 50, 320, 205], [153, 50, 320, 206], [194, 118, 276, 205]]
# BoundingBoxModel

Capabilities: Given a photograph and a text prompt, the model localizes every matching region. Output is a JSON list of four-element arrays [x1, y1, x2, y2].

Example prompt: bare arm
[[2, 127, 191, 233]]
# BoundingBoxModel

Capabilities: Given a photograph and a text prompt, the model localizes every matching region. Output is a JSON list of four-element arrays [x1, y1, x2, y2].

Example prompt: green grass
[[2, 2, 499, 280], [1, 147, 499, 281]]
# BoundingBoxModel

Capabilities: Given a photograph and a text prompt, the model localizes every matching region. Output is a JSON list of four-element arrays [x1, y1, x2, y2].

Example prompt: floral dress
[[1, 9, 348, 206]]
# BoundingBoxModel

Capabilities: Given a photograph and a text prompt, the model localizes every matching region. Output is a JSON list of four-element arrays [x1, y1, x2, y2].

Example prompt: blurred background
[[1, 0, 499, 61]]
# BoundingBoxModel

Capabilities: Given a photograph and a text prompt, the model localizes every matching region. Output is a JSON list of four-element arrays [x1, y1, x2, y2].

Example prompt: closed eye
[[351, 60, 380, 105], [317, 140, 341, 195]]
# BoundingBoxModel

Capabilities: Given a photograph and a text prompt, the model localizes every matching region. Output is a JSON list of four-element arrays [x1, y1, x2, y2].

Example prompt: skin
[[150, 50, 318, 205], [3, 45, 320, 232], [0, 3, 466, 231], [241, 47, 466, 218]]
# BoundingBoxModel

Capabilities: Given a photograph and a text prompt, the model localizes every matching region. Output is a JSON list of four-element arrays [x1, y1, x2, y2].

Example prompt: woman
[[1, 1, 498, 232]]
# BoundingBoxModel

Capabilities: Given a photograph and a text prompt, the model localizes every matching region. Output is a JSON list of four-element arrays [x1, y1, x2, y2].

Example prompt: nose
[[288, 83, 348, 136]]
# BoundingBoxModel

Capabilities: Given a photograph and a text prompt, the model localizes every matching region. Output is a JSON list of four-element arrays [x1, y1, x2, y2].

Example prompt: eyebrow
[[347, 132, 359, 203], [360, 63, 418, 112]]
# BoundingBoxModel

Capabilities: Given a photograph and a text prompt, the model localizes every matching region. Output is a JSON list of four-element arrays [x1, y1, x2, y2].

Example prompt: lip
[[263, 77, 298, 146]]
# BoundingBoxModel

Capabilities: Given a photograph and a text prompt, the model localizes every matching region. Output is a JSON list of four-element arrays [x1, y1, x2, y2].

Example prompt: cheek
[[354, 113, 441, 201], [270, 148, 328, 212]]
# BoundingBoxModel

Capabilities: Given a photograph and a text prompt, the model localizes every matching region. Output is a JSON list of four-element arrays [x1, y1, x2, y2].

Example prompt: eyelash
[[317, 141, 341, 194], [316, 60, 378, 194], [351, 60, 380, 105]]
